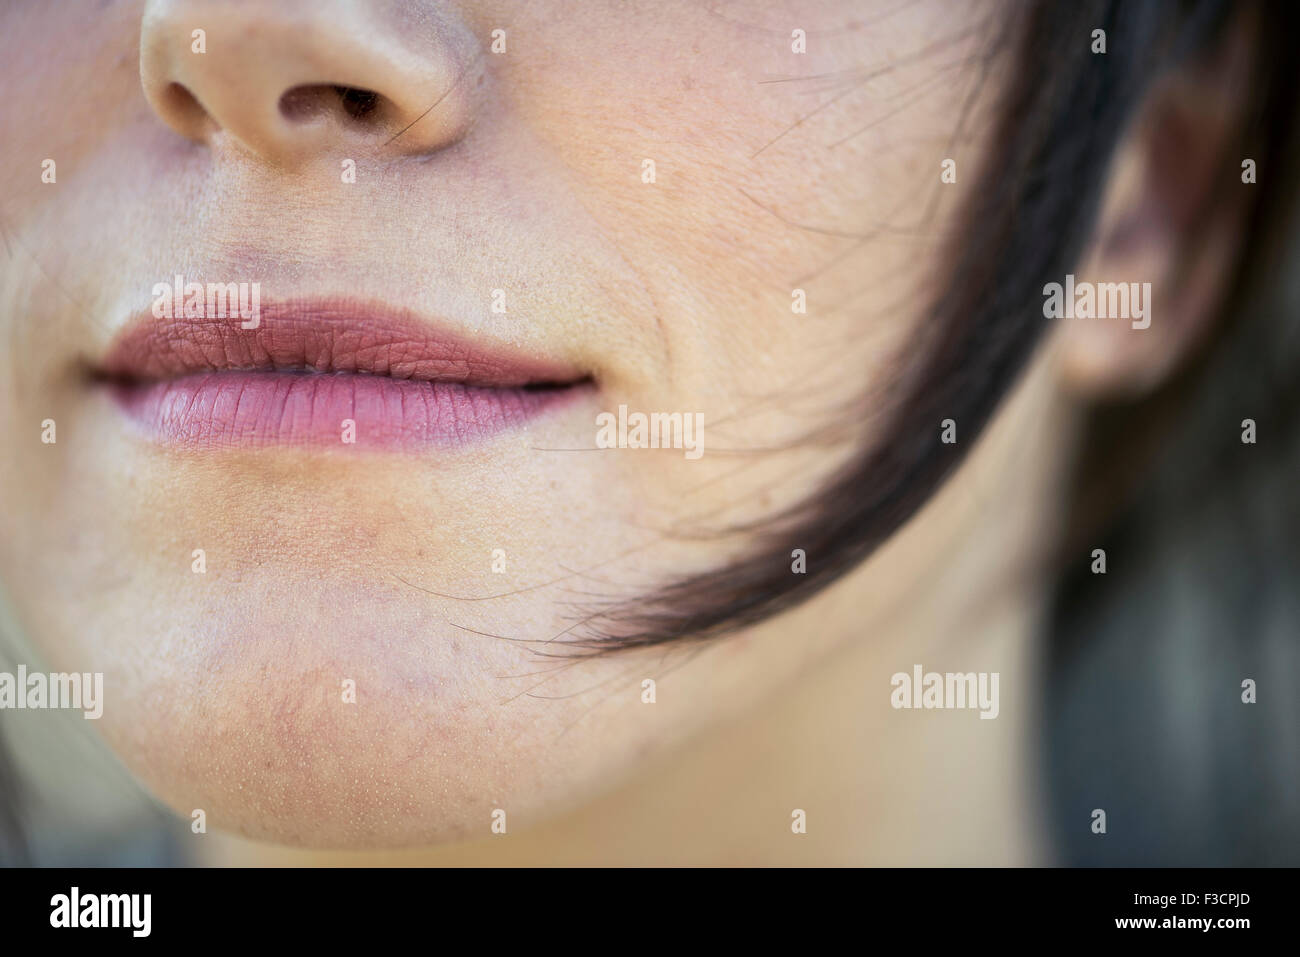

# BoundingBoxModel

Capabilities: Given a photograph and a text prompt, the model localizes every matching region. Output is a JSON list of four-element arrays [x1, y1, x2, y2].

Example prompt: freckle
[[682, 75, 695, 91]]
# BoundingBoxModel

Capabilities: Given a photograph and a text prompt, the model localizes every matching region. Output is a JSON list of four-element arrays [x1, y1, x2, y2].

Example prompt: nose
[[139, 0, 480, 167]]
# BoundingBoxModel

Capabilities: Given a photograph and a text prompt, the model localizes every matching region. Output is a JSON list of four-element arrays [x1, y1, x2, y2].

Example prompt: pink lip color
[[98, 301, 589, 449]]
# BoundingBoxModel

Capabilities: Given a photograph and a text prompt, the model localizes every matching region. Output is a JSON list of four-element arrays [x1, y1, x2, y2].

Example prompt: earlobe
[[1056, 47, 1253, 401]]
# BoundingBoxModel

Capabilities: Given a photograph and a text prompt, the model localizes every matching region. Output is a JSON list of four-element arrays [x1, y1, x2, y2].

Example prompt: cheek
[[501, 3, 979, 412]]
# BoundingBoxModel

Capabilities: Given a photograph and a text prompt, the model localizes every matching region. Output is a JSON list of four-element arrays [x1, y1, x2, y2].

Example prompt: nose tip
[[140, 0, 480, 167]]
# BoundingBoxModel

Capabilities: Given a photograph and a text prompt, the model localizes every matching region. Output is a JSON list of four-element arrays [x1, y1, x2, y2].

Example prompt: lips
[[96, 300, 591, 449]]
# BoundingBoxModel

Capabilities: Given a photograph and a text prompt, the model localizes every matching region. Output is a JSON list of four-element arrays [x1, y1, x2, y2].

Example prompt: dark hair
[[556, 0, 1291, 653]]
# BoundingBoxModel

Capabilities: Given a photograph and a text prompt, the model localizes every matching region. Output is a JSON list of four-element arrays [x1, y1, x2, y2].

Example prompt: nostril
[[335, 86, 379, 119], [279, 84, 387, 126]]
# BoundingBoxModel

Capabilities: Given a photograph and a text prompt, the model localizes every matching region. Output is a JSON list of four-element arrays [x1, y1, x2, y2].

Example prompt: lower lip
[[108, 372, 584, 449]]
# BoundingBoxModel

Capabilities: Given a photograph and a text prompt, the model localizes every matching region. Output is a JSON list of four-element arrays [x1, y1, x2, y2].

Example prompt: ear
[[1056, 25, 1254, 400]]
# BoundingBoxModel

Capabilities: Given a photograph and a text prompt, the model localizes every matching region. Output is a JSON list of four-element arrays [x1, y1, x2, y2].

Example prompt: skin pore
[[0, 0, 1228, 862]]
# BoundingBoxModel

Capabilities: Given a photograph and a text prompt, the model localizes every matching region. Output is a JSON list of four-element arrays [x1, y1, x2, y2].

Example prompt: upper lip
[[96, 298, 588, 389]]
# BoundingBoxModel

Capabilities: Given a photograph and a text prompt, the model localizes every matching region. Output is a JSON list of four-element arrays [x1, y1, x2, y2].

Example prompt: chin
[[84, 595, 645, 849]]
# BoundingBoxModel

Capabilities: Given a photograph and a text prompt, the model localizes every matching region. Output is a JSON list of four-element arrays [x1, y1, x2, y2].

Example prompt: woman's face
[[0, 0, 997, 846]]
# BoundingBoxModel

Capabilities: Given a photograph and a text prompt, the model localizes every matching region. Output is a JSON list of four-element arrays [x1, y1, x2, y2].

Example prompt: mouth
[[93, 299, 593, 449]]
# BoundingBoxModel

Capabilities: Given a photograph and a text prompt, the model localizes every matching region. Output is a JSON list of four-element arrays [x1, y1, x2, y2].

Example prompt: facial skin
[[1, 0, 1040, 851]]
